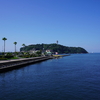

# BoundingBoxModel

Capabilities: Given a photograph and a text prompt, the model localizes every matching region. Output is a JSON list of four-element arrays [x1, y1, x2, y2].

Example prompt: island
[[20, 43, 88, 54]]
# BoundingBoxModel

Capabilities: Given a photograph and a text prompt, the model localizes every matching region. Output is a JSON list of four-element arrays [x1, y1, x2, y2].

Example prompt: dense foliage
[[20, 44, 88, 54]]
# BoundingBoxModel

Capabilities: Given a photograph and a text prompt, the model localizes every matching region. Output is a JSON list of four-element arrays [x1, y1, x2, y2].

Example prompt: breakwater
[[0, 56, 53, 72], [53, 54, 70, 58]]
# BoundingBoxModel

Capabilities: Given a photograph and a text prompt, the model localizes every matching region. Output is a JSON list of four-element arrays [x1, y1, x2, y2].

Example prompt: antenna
[[56, 40, 58, 44]]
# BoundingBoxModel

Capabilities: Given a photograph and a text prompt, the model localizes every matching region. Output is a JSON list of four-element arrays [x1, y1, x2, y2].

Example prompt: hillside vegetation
[[20, 43, 88, 54]]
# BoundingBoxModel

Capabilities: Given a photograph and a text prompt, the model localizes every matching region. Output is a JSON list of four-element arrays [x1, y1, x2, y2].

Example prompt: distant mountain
[[20, 43, 88, 54]]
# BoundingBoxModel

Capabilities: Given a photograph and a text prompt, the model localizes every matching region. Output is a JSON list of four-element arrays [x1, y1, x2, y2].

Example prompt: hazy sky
[[0, 0, 100, 52]]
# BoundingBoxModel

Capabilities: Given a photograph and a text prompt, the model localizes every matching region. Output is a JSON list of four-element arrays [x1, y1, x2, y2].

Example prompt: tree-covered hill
[[20, 43, 88, 54]]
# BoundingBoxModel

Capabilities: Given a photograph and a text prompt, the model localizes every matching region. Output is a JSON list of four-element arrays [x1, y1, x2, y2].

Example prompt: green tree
[[36, 50, 42, 56], [22, 44, 26, 47], [2, 37, 7, 53], [14, 42, 17, 52]]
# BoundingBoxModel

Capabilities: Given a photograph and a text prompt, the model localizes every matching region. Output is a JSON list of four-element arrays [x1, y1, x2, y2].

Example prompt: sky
[[0, 0, 100, 53]]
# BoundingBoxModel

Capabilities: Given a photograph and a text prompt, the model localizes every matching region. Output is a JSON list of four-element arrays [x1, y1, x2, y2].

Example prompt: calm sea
[[0, 53, 100, 100]]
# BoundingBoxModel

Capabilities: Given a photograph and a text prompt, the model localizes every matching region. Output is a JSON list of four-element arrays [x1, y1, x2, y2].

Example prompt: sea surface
[[0, 53, 100, 100]]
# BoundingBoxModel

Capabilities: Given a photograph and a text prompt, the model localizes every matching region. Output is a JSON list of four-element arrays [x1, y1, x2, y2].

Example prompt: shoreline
[[53, 54, 70, 58], [0, 55, 70, 73], [0, 56, 53, 73]]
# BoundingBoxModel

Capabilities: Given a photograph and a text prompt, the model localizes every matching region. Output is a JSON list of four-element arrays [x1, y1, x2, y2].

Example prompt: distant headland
[[20, 43, 88, 54]]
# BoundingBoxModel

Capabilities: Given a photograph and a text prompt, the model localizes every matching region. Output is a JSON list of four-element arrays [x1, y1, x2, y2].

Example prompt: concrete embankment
[[53, 54, 70, 58], [0, 56, 53, 72]]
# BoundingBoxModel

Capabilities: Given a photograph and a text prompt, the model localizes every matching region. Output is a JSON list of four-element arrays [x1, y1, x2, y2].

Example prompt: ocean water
[[0, 53, 100, 100]]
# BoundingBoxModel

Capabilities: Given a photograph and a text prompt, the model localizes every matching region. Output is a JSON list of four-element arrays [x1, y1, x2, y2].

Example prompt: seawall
[[0, 56, 53, 72]]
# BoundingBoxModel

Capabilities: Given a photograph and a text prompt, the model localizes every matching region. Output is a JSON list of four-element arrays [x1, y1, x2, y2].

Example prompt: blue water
[[0, 53, 100, 100]]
